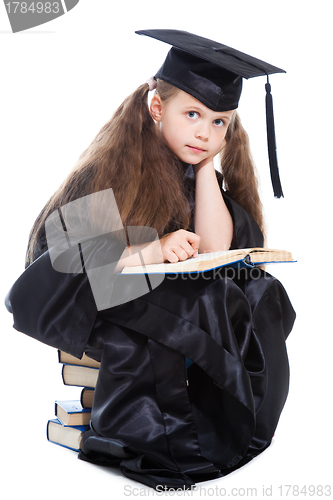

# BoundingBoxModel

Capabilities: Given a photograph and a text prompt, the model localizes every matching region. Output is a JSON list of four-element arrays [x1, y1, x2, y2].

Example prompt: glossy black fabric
[[136, 30, 285, 112], [79, 270, 294, 488], [5, 169, 295, 489]]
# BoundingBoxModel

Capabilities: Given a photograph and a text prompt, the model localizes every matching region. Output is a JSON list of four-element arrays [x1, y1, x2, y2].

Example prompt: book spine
[[80, 388, 95, 409], [46, 419, 53, 442], [61, 363, 66, 385]]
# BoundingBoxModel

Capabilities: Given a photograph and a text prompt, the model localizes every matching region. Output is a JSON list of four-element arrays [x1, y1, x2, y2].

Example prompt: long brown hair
[[221, 112, 265, 240], [25, 83, 190, 266], [26, 80, 264, 266]]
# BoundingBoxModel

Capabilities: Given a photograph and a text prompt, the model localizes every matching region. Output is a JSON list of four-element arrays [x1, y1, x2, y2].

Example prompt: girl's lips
[[187, 145, 206, 153]]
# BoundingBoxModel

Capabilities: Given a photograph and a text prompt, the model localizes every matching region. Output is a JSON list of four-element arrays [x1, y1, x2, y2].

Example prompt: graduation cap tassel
[[265, 76, 283, 198]]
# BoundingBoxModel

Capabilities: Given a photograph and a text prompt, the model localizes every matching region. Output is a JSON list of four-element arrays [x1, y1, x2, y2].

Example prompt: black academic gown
[[5, 168, 296, 489]]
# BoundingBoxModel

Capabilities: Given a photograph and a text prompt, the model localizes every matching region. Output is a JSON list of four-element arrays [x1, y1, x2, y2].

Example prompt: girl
[[6, 30, 295, 489]]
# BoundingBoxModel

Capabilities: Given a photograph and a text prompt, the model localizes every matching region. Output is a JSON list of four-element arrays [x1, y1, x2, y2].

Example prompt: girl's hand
[[160, 229, 201, 263], [192, 155, 215, 174], [116, 230, 200, 270], [193, 139, 226, 175]]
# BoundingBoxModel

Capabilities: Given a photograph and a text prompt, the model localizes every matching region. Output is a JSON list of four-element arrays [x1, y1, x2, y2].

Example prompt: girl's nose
[[195, 123, 209, 141]]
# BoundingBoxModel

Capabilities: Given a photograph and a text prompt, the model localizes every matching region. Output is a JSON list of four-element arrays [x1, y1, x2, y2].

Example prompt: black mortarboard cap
[[136, 29, 286, 198]]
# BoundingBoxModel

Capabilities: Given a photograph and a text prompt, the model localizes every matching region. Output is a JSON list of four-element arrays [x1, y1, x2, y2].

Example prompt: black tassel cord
[[265, 76, 284, 198]]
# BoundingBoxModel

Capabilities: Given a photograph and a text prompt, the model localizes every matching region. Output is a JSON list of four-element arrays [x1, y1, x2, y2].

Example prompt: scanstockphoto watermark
[[44, 189, 165, 311], [124, 484, 259, 497], [3, 0, 80, 33], [124, 484, 333, 497], [166, 264, 268, 282], [44, 189, 274, 311]]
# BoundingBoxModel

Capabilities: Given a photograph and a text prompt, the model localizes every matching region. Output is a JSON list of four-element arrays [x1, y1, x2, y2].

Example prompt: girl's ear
[[150, 94, 163, 122]]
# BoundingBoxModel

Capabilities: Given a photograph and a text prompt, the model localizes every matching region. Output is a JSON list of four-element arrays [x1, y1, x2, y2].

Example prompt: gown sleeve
[[222, 191, 264, 249], [5, 249, 97, 358]]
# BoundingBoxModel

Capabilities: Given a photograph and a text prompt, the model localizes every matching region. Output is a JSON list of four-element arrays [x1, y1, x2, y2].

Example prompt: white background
[[1, 1, 332, 498]]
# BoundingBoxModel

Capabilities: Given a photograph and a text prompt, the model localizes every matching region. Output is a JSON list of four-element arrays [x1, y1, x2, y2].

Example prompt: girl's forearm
[[114, 241, 163, 272], [193, 161, 233, 253]]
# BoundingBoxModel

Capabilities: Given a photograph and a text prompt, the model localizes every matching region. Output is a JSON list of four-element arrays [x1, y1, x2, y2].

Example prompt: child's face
[[150, 90, 234, 165]]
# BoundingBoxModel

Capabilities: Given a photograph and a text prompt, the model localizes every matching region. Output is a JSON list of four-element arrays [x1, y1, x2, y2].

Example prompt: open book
[[120, 247, 295, 275]]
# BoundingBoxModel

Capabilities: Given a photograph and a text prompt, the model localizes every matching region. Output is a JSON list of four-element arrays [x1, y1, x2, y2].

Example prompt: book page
[[121, 248, 248, 274], [248, 248, 294, 264]]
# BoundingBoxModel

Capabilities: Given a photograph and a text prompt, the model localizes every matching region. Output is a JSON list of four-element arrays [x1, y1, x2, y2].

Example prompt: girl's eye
[[213, 119, 224, 127], [187, 111, 199, 119]]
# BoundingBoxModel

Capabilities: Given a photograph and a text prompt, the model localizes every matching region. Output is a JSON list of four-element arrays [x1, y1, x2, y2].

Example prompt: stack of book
[[46, 351, 100, 452]]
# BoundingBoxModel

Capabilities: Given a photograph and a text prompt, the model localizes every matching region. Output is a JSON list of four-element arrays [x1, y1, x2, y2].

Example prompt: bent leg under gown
[[80, 269, 296, 489]]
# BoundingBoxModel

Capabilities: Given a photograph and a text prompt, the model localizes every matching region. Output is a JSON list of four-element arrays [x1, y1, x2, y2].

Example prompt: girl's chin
[[178, 152, 208, 165]]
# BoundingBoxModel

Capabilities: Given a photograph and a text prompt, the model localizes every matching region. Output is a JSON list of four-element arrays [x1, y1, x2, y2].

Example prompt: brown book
[[58, 350, 100, 369]]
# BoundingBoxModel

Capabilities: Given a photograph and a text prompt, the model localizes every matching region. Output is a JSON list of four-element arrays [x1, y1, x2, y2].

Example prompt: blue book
[[120, 247, 295, 275], [46, 419, 89, 452], [55, 400, 91, 426]]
